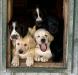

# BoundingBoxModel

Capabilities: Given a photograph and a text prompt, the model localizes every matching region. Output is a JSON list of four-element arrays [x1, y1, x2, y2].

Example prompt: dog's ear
[[28, 25, 36, 36], [47, 32, 54, 42], [28, 36, 36, 49]]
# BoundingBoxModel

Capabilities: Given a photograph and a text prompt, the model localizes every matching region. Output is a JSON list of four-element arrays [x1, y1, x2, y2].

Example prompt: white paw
[[26, 59, 34, 67], [40, 57, 48, 62], [11, 59, 19, 67], [34, 56, 41, 62]]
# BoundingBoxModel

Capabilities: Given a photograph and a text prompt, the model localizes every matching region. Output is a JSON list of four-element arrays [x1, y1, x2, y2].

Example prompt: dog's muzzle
[[19, 49, 23, 54], [11, 34, 19, 39], [39, 38, 47, 52], [39, 44, 47, 52], [41, 38, 46, 43]]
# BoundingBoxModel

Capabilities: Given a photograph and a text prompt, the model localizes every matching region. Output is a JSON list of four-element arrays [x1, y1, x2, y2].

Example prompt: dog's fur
[[34, 29, 54, 62], [33, 8, 64, 62], [9, 0, 64, 62], [12, 27, 36, 67]]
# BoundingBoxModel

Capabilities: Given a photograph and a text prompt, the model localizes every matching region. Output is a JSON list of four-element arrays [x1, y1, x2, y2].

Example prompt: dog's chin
[[39, 43, 47, 52]]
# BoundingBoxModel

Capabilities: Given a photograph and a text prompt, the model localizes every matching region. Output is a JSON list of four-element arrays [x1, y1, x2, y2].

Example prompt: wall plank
[[0, 0, 2, 72]]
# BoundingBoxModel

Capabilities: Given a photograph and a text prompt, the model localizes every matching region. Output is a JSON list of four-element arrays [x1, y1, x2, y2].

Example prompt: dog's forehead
[[35, 29, 47, 35], [16, 38, 22, 43], [16, 38, 25, 43], [23, 36, 31, 43]]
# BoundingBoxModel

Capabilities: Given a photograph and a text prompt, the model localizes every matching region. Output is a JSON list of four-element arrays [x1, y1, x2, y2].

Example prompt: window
[[7, 0, 68, 68]]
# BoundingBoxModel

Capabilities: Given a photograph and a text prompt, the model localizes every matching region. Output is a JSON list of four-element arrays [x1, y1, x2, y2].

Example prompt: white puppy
[[34, 29, 54, 62]]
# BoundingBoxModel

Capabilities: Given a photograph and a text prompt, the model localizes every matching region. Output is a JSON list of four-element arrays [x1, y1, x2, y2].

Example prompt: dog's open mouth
[[39, 44, 47, 52]]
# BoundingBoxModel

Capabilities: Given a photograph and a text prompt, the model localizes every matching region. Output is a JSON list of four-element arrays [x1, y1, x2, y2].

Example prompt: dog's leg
[[40, 54, 52, 62], [11, 55, 19, 67], [40, 57, 48, 62], [34, 55, 41, 62], [26, 56, 34, 67]]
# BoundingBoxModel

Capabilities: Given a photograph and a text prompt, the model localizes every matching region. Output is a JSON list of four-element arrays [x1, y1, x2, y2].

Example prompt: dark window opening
[[7, 0, 67, 68]]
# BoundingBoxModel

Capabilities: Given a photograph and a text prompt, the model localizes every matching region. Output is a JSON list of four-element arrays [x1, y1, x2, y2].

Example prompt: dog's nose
[[19, 49, 23, 54], [11, 35, 18, 39], [41, 38, 45, 43]]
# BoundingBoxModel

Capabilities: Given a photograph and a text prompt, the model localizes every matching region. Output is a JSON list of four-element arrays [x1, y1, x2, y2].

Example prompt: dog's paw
[[26, 59, 34, 67], [40, 57, 48, 62], [11, 59, 19, 67], [34, 56, 41, 62]]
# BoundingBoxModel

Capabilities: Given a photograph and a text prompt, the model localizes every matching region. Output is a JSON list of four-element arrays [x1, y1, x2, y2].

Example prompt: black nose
[[19, 49, 23, 54], [41, 38, 45, 43], [11, 35, 18, 39]]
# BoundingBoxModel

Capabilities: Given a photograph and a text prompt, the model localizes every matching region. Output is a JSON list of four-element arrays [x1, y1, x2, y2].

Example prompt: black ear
[[42, 16, 59, 35], [47, 17, 59, 34]]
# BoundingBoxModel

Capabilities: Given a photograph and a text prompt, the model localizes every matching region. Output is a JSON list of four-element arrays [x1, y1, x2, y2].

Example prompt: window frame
[[2, 0, 74, 72]]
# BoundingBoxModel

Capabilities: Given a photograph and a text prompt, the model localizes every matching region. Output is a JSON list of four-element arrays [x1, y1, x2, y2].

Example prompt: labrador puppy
[[34, 29, 54, 62]]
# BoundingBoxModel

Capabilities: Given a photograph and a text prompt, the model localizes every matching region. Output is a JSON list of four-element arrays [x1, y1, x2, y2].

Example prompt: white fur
[[34, 29, 53, 62], [12, 38, 34, 67], [10, 22, 20, 40], [36, 8, 42, 22], [35, 47, 52, 62]]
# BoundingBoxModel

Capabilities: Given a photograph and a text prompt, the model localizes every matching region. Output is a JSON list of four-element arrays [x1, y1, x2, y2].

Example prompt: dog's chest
[[18, 53, 28, 59]]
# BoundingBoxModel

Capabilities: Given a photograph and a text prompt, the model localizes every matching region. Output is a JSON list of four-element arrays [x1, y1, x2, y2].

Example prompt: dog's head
[[15, 35, 36, 54], [34, 29, 54, 52], [9, 21, 32, 40], [15, 38, 27, 54], [10, 22, 21, 40]]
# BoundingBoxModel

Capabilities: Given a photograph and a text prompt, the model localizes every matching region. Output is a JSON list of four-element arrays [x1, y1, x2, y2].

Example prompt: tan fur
[[12, 34, 36, 67], [46, 31, 54, 42], [34, 29, 54, 62], [28, 25, 36, 36]]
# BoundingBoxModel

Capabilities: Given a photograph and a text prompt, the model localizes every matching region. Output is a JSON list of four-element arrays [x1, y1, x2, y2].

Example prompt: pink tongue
[[40, 44, 47, 52]]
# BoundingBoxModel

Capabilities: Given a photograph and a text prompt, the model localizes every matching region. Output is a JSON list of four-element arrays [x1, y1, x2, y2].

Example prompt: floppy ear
[[28, 25, 36, 36], [47, 32, 54, 42]]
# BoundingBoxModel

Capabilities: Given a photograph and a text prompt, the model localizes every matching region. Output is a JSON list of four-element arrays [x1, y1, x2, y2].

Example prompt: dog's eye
[[17, 43, 20, 45], [24, 44, 27, 46], [37, 36, 40, 37], [45, 35, 47, 37]]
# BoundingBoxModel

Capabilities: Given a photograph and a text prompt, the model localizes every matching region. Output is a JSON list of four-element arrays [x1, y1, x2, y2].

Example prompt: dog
[[11, 26, 36, 67], [34, 29, 54, 62], [9, 22, 21, 47], [33, 7, 64, 62], [9, 3, 63, 62], [10, 22, 20, 40]]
